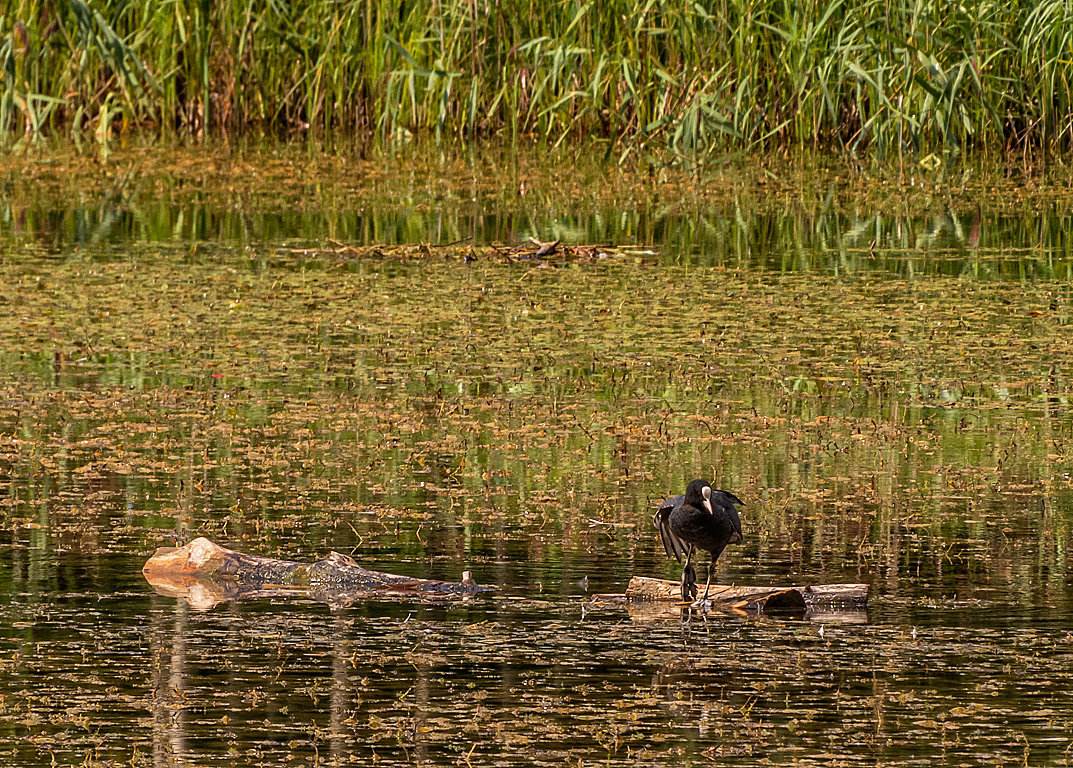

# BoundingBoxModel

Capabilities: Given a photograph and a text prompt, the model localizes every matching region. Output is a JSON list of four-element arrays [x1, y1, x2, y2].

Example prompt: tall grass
[[3, 0, 1073, 159]]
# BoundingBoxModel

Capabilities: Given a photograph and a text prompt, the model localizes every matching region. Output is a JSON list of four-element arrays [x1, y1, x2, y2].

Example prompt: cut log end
[[142, 537, 231, 576]]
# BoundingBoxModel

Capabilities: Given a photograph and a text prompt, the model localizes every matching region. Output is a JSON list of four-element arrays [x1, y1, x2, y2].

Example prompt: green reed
[[2, 0, 1072, 159]]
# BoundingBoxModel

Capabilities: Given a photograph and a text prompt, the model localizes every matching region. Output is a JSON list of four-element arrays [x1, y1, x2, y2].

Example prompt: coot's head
[[684, 479, 713, 515]]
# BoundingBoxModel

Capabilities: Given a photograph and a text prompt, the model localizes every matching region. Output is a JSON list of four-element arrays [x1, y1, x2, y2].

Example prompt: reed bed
[[2, 0, 1073, 159]]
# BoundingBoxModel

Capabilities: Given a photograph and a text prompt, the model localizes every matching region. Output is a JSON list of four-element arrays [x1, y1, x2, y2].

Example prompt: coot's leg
[[682, 564, 697, 602], [680, 546, 697, 602], [697, 560, 714, 604]]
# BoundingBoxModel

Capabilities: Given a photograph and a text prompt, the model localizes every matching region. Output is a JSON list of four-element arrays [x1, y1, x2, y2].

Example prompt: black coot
[[653, 479, 743, 603]]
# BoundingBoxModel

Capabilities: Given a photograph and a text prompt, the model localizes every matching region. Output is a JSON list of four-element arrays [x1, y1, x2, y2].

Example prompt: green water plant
[[2, 0, 1072, 160]]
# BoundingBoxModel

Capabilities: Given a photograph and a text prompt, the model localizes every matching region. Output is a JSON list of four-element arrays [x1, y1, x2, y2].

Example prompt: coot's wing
[[712, 490, 744, 544], [653, 494, 689, 562]]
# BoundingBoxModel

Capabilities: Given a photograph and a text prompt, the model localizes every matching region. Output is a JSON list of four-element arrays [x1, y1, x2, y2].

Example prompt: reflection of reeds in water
[[3, 163, 1066, 278], [4, 0, 1073, 157]]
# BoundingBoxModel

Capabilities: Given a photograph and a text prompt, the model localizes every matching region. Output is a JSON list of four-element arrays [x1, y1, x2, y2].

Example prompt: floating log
[[143, 537, 487, 610], [624, 576, 867, 606], [590, 576, 868, 618]]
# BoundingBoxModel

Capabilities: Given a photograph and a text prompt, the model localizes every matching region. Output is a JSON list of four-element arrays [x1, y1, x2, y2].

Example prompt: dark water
[[1, 148, 1072, 766]]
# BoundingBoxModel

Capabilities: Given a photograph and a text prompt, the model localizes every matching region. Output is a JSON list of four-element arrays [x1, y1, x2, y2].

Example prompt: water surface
[[1, 146, 1071, 766]]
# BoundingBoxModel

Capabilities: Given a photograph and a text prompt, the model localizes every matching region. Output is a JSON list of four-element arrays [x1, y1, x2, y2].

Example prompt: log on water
[[143, 537, 487, 610], [624, 576, 868, 605], [599, 576, 868, 616]]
